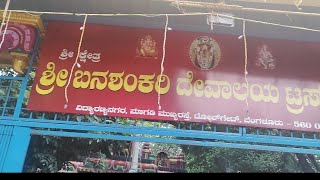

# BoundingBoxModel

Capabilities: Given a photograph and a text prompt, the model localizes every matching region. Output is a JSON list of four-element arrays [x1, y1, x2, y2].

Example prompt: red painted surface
[[28, 21, 320, 132]]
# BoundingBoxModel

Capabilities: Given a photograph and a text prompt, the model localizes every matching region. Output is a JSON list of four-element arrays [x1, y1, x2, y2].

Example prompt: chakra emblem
[[189, 36, 221, 70]]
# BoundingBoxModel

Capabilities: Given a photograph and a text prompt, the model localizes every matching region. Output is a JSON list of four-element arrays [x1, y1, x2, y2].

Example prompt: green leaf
[[0, 89, 5, 96]]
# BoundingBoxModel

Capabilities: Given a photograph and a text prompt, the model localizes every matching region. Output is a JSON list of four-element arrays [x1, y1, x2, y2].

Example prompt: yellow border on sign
[[0, 10, 45, 37]]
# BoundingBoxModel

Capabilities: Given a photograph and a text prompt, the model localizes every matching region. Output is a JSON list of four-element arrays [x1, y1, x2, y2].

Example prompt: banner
[[28, 21, 320, 132]]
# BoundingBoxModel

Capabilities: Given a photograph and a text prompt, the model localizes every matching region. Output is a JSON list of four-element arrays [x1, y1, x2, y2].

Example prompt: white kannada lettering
[[59, 49, 74, 60]]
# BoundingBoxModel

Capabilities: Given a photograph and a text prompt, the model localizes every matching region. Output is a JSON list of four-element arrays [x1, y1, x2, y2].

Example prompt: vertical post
[[1, 126, 31, 172], [239, 127, 246, 136], [128, 121, 141, 173], [0, 125, 13, 171], [129, 141, 140, 173]]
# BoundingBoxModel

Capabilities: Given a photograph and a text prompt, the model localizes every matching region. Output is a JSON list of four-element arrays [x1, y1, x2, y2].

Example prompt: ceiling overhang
[[1, 0, 320, 42], [234, 0, 320, 8]]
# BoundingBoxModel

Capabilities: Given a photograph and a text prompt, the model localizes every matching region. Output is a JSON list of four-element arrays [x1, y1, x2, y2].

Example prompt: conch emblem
[[256, 44, 276, 69], [189, 36, 221, 70], [136, 35, 158, 58]]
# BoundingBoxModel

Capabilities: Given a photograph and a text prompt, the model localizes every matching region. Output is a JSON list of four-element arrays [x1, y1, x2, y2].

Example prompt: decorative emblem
[[256, 44, 276, 69], [0, 22, 36, 53], [136, 35, 158, 58], [189, 36, 221, 70], [0, 22, 36, 74]]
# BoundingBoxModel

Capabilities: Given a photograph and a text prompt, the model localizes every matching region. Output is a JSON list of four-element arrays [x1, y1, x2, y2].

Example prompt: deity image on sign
[[136, 35, 158, 58], [189, 36, 221, 70], [256, 44, 276, 69]]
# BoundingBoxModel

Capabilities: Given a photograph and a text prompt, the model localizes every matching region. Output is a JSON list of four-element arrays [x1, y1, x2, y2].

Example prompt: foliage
[[24, 153, 58, 173], [181, 145, 320, 173], [23, 129, 132, 172], [150, 143, 182, 157], [0, 67, 17, 76]]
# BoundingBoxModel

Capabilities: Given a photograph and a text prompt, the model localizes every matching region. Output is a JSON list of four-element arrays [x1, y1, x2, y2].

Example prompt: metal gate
[[0, 31, 319, 172]]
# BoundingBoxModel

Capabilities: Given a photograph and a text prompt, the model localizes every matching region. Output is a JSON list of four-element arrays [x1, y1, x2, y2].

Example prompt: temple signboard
[[28, 21, 320, 132]]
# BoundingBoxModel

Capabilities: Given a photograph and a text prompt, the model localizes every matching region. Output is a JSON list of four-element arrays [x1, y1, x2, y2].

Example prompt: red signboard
[[28, 21, 320, 132]]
